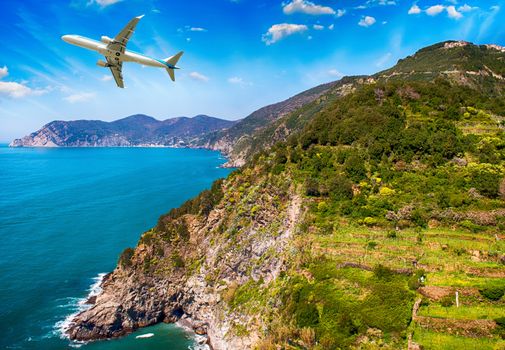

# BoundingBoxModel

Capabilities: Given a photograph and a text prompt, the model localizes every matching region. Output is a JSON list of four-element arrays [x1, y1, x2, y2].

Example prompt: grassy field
[[418, 304, 505, 320], [413, 327, 505, 350]]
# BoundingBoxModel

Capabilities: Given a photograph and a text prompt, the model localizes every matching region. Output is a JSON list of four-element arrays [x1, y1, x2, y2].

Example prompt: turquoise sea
[[0, 145, 231, 349]]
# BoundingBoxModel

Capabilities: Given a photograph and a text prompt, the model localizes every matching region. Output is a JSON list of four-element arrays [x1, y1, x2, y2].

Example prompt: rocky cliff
[[67, 168, 302, 348], [10, 114, 237, 148]]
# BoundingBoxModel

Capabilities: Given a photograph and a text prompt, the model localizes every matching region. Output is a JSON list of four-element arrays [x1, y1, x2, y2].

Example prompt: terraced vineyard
[[302, 225, 505, 349]]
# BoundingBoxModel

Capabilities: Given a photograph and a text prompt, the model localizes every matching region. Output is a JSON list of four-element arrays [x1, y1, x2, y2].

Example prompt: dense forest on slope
[[69, 41, 505, 349]]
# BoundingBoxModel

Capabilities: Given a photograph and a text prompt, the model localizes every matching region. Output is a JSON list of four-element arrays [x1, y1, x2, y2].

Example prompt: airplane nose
[[61, 35, 71, 43]]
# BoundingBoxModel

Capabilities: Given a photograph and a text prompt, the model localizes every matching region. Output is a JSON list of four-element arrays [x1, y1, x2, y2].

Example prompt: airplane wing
[[107, 15, 144, 54], [106, 57, 124, 88]]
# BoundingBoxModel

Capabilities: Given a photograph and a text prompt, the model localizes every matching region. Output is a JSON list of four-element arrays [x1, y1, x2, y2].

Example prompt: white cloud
[[282, 0, 335, 15], [178, 26, 207, 33], [409, 3, 475, 19], [446, 5, 463, 19], [426, 5, 445, 16], [0, 81, 46, 98], [262, 23, 308, 45], [189, 71, 209, 82], [100, 75, 112, 81], [227, 76, 252, 86], [374, 0, 396, 5], [0, 68, 48, 98], [328, 69, 343, 78], [0, 66, 8, 79], [90, 0, 122, 7], [64, 92, 95, 103], [490, 5, 500, 11], [359, 0, 396, 8], [337, 9, 346, 17], [458, 4, 478, 12], [408, 4, 421, 14], [228, 76, 243, 84], [328, 24, 334, 30], [358, 16, 376, 27], [313, 24, 324, 30]]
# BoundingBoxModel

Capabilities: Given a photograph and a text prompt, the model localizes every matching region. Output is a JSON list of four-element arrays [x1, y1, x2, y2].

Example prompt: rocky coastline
[[64, 166, 301, 349]]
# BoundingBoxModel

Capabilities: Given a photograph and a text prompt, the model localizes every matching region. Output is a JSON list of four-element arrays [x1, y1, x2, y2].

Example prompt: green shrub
[[317, 201, 328, 212], [496, 317, 505, 339], [479, 285, 505, 301], [271, 163, 285, 175], [344, 154, 367, 182], [453, 248, 466, 256], [495, 317, 505, 328], [366, 241, 378, 250], [363, 217, 378, 227], [295, 302, 319, 327], [373, 264, 394, 280], [467, 164, 503, 198], [460, 219, 485, 233], [305, 178, 320, 197], [171, 252, 184, 268], [327, 175, 353, 200], [119, 247, 135, 268], [411, 209, 428, 228], [440, 295, 454, 307]]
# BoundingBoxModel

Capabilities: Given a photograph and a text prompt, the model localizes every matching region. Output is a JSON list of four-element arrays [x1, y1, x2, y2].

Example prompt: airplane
[[62, 15, 183, 88]]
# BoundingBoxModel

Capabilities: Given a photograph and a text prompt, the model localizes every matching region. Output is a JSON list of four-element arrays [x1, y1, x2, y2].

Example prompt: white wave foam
[[54, 273, 107, 342], [191, 334, 210, 350], [135, 333, 154, 339]]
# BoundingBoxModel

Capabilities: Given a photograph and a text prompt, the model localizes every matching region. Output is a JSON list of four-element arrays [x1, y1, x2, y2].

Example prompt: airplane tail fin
[[164, 51, 183, 67], [166, 68, 175, 81], [164, 51, 183, 82]]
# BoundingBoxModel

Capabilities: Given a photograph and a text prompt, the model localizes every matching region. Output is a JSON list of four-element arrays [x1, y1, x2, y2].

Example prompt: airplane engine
[[96, 60, 110, 67], [101, 36, 113, 44]]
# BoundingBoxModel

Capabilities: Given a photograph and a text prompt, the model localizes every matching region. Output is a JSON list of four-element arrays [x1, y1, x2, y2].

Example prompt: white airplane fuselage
[[62, 35, 168, 68]]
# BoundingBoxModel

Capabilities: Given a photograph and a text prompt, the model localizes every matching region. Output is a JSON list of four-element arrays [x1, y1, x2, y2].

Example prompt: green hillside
[[211, 41, 505, 167], [183, 41, 505, 348], [228, 57, 505, 347]]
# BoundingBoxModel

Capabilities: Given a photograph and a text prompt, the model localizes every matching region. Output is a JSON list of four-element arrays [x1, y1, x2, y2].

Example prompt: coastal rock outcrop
[[67, 168, 302, 349]]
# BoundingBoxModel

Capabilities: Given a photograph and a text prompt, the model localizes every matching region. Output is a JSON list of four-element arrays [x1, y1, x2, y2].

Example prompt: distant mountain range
[[10, 114, 237, 147]]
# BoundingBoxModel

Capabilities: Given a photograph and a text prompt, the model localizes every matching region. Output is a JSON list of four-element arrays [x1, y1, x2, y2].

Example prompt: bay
[[0, 146, 230, 349]]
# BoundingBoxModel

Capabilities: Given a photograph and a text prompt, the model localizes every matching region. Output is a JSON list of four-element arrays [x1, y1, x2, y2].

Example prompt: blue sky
[[0, 0, 504, 141]]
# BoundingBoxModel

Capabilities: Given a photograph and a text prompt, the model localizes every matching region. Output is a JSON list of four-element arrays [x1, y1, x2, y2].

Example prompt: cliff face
[[67, 168, 302, 348], [10, 114, 237, 148]]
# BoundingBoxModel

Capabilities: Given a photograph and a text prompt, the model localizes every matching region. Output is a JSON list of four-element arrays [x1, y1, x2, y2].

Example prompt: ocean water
[[0, 145, 231, 349]]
